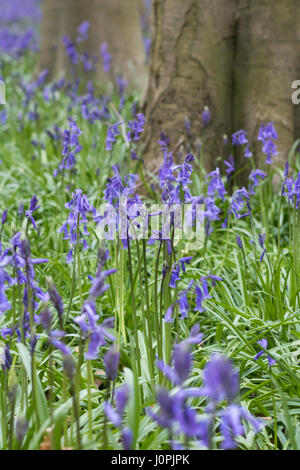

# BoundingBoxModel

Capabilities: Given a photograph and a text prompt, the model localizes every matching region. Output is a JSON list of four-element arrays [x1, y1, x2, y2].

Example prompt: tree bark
[[142, 0, 236, 172], [38, 0, 146, 87], [234, 0, 298, 167]]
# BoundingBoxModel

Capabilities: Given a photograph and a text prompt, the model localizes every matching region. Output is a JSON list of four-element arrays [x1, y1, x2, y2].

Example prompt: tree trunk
[[234, 0, 298, 168], [38, 0, 146, 87], [142, 0, 236, 172]]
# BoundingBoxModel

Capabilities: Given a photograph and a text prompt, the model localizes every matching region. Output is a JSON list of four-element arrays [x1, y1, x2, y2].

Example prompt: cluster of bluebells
[[165, 273, 222, 325], [80, 81, 111, 124], [102, 344, 133, 449], [127, 113, 145, 142], [258, 122, 278, 165], [62, 21, 98, 72], [0, 233, 49, 341], [96, 165, 141, 247], [140, 0, 151, 60], [59, 189, 95, 263], [232, 130, 252, 158], [104, 384, 133, 450], [54, 117, 82, 177], [204, 168, 226, 232], [100, 42, 112, 74], [157, 138, 196, 205], [0, 28, 37, 57], [43, 78, 65, 103], [18, 69, 48, 123], [105, 122, 122, 151], [0, 0, 41, 57], [74, 249, 116, 359], [148, 327, 262, 449], [249, 169, 267, 195], [282, 162, 300, 209]]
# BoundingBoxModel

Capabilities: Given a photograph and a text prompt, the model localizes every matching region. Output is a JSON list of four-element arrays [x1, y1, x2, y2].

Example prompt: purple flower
[[224, 155, 235, 179], [75, 262, 116, 359], [47, 278, 64, 328], [258, 122, 278, 165], [1, 343, 12, 372], [127, 113, 146, 142], [220, 404, 262, 449], [249, 169, 267, 195], [202, 107, 211, 126], [147, 387, 178, 429], [232, 130, 248, 146], [157, 326, 202, 386], [100, 42, 111, 73], [254, 338, 276, 367], [105, 122, 121, 151], [25, 195, 40, 230], [15, 416, 28, 444], [55, 117, 82, 176], [231, 188, 251, 219], [59, 189, 95, 262], [169, 257, 192, 289], [40, 307, 52, 332], [49, 330, 71, 356], [62, 36, 78, 64], [236, 235, 243, 250], [206, 168, 226, 201], [200, 354, 240, 403], [1, 209, 7, 226], [104, 384, 131, 449], [104, 344, 120, 381], [77, 21, 90, 42], [121, 427, 133, 450], [178, 292, 189, 319], [282, 172, 300, 208]]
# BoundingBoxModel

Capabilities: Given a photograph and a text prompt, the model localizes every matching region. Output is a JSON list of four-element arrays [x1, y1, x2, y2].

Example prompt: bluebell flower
[[75, 261, 116, 359], [59, 189, 95, 262], [199, 354, 240, 403], [25, 195, 40, 230], [1, 209, 7, 226], [202, 107, 211, 126], [46, 277, 64, 328], [104, 384, 132, 449], [254, 338, 276, 367], [206, 168, 226, 201], [100, 42, 111, 73], [105, 122, 122, 151], [231, 188, 251, 219], [1, 343, 12, 372], [224, 155, 235, 180], [55, 117, 82, 176], [258, 122, 278, 164], [15, 416, 28, 444], [104, 344, 120, 382], [62, 36, 78, 64], [169, 257, 192, 289], [220, 404, 262, 449], [77, 21, 90, 42], [258, 234, 266, 262], [127, 113, 145, 142], [232, 130, 251, 158], [232, 130, 248, 146], [236, 235, 243, 250], [249, 169, 267, 195]]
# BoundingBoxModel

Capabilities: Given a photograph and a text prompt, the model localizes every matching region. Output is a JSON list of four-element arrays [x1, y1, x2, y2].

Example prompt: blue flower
[[25, 195, 40, 230], [254, 338, 276, 367], [258, 122, 278, 165]]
